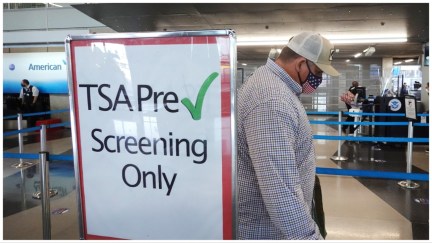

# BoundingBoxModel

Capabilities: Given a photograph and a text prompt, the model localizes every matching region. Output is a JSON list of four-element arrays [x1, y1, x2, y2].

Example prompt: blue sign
[[3, 52, 68, 94]]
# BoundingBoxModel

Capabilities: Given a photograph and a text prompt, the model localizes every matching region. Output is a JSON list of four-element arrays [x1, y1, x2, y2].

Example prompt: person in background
[[237, 32, 339, 240], [400, 82, 409, 96], [341, 81, 359, 134], [18, 79, 40, 127]]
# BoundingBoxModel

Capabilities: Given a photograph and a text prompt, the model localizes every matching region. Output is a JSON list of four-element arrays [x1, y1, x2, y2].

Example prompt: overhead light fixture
[[237, 36, 407, 46], [404, 59, 414, 63], [354, 53, 362, 58], [363, 46, 376, 56], [346, 59, 351, 62], [241, 63, 247, 66], [394, 61, 402, 65], [46, 3, 63, 7], [330, 37, 407, 44], [237, 41, 287, 46]]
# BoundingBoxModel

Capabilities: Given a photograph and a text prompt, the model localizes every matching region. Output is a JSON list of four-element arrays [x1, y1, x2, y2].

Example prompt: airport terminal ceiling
[[71, 3, 429, 60]]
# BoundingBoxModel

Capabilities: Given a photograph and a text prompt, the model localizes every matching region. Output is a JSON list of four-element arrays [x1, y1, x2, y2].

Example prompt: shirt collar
[[265, 58, 302, 96]]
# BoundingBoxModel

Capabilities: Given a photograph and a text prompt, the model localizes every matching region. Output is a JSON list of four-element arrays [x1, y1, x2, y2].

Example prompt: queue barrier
[[316, 167, 428, 181], [310, 121, 429, 126], [313, 135, 428, 143], [3, 108, 70, 239], [21, 108, 70, 118], [3, 122, 71, 137], [2, 110, 430, 239], [3, 109, 70, 120], [2, 152, 428, 181], [306, 111, 430, 117], [309, 110, 429, 189]]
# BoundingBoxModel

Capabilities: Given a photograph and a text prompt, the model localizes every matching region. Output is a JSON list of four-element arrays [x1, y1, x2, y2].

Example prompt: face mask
[[298, 61, 323, 94]]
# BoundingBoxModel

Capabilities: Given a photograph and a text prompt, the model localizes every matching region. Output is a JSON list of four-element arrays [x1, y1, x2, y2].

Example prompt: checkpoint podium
[[374, 96, 428, 142]]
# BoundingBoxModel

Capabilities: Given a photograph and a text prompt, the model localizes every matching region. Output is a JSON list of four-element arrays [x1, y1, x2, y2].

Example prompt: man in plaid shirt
[[237, 32, 340, 239]]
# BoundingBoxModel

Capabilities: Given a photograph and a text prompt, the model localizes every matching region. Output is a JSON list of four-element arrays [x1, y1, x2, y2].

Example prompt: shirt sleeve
[[32, 86, 39, 96], [243, 99, 321, 240], [19, 88, 23, 99]]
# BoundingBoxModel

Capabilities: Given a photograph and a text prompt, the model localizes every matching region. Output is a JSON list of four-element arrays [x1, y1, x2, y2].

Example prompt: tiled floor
[[2, 115, 429, 240]]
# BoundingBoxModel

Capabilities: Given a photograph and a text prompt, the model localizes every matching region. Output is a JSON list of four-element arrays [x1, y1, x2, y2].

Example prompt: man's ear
[[295, 58, 306, 73]]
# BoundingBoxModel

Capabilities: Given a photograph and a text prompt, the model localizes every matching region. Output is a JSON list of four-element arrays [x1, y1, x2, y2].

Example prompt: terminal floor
[[2, 116, 430, 240]]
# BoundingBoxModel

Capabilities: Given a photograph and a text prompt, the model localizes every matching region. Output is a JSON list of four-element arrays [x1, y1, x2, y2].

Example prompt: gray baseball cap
[[287, 32, 340, 76]]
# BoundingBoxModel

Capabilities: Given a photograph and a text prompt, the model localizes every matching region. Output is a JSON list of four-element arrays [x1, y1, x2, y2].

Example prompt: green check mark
[[181, 72, 219, 120]]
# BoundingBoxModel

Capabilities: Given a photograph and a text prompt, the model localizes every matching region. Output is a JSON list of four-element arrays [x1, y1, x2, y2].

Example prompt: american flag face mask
[[301, 61, 323, 94]]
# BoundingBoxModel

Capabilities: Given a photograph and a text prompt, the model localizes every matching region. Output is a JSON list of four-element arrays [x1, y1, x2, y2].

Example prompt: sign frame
[[404, 95, 417, 121], [65, 30, 237, 240]]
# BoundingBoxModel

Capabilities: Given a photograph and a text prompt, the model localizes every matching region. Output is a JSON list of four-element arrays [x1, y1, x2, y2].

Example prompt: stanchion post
[[33, 126, 58, 200], [18, 113, 24, 163], [40, 125, 47, 151], [39, 152, 52, 240], [331, 111, 348, 161], [12, 113, 37, 169], [398, 121, 420, 189], [20, 168, 27, 211], [353, 116, 359, 138]]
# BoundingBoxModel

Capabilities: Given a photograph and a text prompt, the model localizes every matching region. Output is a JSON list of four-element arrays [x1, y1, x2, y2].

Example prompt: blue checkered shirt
[[237, 58, 321, 240]]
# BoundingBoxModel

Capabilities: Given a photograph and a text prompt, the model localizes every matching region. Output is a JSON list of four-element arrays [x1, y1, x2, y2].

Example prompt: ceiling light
[[363, 47, 376, 56], [46, 3, 63, 7], [404, 59, 414, 63], [241, 63, 247, 66], [346, 59, 350, 62], [330, 37, 407, 44], [236, 41, 287, 46], [394, 61, 402, 65], [354, 53, 362, 58], [236, 36, 407, 46]]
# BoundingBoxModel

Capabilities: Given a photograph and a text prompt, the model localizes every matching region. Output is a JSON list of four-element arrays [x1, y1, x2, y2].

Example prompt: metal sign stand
[[66, 30, 237, 240], [398, 95, 420, 189], [398, 120, 420, 189]]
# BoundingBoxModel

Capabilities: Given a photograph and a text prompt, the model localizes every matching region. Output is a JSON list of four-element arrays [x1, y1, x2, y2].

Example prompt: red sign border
[[70, 35, 233, 240]]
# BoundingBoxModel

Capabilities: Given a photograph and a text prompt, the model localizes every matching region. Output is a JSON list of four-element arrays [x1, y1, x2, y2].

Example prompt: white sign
[[404, 96, 417, 120], [68, 32, 235, 240], [3, 52, 68, 93]]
